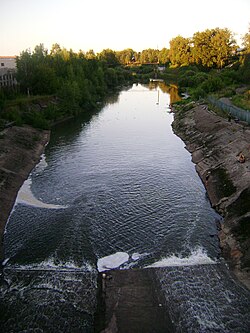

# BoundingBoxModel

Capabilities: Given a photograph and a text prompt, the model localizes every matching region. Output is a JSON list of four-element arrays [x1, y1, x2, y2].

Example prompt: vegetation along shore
[[0, 26, 250, 286]]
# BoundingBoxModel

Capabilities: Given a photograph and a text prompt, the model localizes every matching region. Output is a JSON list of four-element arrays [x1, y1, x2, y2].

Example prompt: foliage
[[192, 28, 236, 68], [200, 76, 224, 93], [1, 44, 134, 129], [169, 36, 193, 67], [232, 93, 250, 111], [97, 49, 120, 67], [238, 53, 250, 84], [242, 25, 250, 53], [1, 25, 249, 129]]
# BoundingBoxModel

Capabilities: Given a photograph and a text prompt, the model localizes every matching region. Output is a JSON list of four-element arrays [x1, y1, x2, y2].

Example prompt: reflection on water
[[148, 81, 181, 104], [1, 83, 250, 332]]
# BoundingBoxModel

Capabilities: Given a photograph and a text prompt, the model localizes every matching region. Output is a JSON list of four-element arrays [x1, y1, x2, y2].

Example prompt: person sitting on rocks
[[238, 153, 245, 163]]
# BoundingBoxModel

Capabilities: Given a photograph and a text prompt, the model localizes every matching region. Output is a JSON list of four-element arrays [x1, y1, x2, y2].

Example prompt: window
[[1, 63, 4, 66]]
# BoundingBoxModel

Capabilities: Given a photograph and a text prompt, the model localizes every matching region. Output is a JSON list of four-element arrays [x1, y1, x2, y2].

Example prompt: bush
[[201, 76, 224, 93], [192, 87, 206, 100], [192, 72, 209, 86]]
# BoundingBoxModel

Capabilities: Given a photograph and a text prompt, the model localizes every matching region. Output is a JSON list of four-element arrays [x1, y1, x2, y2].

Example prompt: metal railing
[[207, 96, 250, 124]]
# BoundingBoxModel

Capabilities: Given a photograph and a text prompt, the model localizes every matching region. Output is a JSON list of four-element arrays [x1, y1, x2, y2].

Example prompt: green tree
[[85, 49, 96, 60], [98, 49, 119, 67], [169, 36, 192, 67], [192, 28, 235, 68], [140, 49, 159, 64], [242, 25, 250, 53], [16, 49, 33, 94], [158, 48, 170, 65], [116, 49, 135, 65]]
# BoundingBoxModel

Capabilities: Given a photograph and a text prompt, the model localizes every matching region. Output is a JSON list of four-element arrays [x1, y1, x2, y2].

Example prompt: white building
[[0, 56, 17, 88]]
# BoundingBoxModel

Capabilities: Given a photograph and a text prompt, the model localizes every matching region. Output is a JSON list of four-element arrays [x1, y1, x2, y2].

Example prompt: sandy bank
[[0, 125, 50, 261], [172, 102, 250, 288]]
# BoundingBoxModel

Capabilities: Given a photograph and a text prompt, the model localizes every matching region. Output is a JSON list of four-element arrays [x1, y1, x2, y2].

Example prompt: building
[[0, 56, 17, 88]]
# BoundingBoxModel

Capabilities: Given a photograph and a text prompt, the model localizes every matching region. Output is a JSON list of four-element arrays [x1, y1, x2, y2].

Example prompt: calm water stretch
[[1, 84, 250, 332]]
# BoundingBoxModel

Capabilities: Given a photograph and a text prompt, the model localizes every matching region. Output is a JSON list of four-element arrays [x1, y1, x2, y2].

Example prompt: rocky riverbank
[[0, 125, 50, 261], [172, 102, 250, 288]]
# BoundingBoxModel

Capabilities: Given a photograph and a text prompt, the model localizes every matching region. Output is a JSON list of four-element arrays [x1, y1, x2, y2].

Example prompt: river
[[1, 83, 250, 332]]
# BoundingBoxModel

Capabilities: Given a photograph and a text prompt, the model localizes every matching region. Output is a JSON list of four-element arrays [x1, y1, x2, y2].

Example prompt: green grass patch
[[232, 93, 250, 111], [5, 95, 53, 107]]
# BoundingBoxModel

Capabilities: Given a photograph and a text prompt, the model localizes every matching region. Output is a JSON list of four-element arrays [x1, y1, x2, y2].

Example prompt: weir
[[96, 264, 250, 333], [2, 84, 250, 331], [2, 262, 250, 332]]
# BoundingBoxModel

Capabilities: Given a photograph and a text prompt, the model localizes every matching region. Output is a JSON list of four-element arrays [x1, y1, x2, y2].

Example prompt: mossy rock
[[212, 167, 236, 200], [228, 187, 250, 218]]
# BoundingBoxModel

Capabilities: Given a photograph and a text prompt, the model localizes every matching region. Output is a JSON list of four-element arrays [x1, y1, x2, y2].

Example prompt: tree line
[[0, 26, 249, 129], [0, 44, 135, 128], [91, 27, 250, 69]]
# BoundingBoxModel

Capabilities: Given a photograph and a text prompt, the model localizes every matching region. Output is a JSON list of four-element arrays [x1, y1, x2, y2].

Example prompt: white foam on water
[[34, 153, 48, 174], [97, 252, 129, 272], [131, 252, 141, 260], [146, 247, 216, 268], [16, 178, 66, 209], [8, 257, 95, 273], [2, 257, 10, 266]]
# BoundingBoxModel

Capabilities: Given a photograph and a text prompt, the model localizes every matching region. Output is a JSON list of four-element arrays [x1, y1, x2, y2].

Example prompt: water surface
[[1, 83, 249, 332]]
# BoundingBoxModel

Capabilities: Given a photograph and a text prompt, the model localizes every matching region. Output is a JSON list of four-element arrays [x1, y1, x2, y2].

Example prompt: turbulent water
[[1, 83, 250, 332]]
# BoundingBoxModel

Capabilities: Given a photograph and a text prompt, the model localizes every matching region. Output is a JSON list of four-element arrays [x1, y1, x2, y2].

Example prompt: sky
[[1, 0, 249, 56]]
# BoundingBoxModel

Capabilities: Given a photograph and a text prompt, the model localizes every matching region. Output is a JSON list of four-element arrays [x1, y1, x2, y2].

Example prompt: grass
[[232, 92, 250, 111], [5, 94, 54, 107]]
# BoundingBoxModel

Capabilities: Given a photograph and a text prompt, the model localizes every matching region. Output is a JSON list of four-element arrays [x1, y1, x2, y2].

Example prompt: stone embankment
[[172, 102, 250, 288], [0, 125, 50, 261]]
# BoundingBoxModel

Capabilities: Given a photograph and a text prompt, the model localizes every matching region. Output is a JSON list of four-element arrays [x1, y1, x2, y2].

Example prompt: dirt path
[[0, 126, 50, 261]]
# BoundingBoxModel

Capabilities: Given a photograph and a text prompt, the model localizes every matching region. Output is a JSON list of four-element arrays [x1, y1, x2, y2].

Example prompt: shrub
[[192, 87, 206, 100], [201, 76, 224, 93], [192, 72, 209, 87]]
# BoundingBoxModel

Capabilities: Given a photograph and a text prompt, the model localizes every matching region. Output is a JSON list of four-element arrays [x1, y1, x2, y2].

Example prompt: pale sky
[[1, 0, 249, 56]]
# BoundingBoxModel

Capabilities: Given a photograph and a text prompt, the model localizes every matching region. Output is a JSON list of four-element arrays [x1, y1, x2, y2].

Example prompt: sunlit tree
[[158, 48, 170, 65], [192, 28, 235, 68], [116, 49, 135, 65], [169, 36, 192, 67], [85, 49, 96, 60], [242, 25, 250, 53], [97, 49, 119, 67]]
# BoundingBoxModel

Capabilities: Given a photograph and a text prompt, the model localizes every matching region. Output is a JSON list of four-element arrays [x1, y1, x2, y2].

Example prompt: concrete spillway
[[95, 264, 250, 333]]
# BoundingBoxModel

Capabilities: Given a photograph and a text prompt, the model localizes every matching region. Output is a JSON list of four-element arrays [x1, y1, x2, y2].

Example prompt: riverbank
[[0, 125, 50, 261], [172, 102, 250, 288]]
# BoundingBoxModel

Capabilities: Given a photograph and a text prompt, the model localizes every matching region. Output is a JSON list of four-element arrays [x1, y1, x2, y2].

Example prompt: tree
[[16, 49, 33, 94], [169, 36, 192, 67], [98, 49, 119, 67], [242, 25, 250, 53], [85, 49, 96, 60], [158, 48, 170, 65], [50, 43, 62, 56], [140, 49, 159, 64], [116, 49, 135, 65], [192, 28, 235, 68]]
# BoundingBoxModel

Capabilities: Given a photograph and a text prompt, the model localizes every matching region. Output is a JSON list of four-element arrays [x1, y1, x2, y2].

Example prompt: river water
[[1, 83, 250, 332]]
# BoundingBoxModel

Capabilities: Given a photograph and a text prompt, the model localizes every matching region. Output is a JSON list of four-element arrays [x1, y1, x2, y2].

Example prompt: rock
[[172, 102, 250, 288], [0, 125, 50, 260]]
